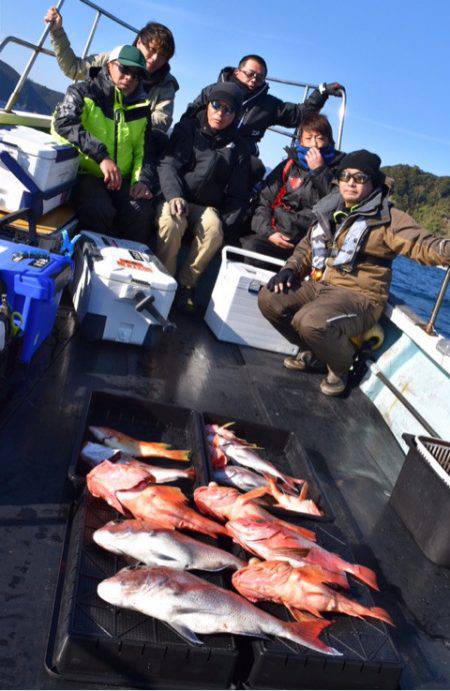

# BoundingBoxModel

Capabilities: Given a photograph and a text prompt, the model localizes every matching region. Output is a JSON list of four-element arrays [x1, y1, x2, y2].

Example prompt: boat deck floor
[[0, 305, 449, 689]]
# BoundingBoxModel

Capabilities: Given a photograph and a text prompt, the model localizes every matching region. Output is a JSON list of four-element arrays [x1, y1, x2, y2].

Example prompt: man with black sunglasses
[[156, 82, 250, 313], [52, 45, 159, 242], [184, 54, 343, 158], [258, 150, 450, 396]]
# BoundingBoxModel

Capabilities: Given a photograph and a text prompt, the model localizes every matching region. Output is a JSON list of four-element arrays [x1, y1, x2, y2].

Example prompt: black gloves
[[319, 82, 344, 97], [266, 268, 295, 292]]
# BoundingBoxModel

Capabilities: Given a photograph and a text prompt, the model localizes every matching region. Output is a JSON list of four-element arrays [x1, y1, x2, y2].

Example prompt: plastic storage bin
[[205, 246, 299, 356], [0, 126, 79, 215], [0, 237, 72, 363], [71, 232, 177, 345], [390, 434, 450, 567]]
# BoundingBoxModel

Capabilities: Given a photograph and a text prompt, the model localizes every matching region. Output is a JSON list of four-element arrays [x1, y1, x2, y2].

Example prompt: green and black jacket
[[52, 66, 159, 192]]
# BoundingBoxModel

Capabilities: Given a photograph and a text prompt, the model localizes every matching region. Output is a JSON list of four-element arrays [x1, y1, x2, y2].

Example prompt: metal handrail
[[79, 0, 138, 33], [425, 266, 450, 335], [0, 37, 55, 59], [266, 77, 346, 150]]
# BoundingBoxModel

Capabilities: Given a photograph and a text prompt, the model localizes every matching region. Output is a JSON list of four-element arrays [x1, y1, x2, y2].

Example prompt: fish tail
[[185, 466, 196, 481], [346, 563, 379, 591], [159, 449, 191, 462], [140, 442, 172, 450], [283, 619, 340, 656], [367, 606, 394, 626]]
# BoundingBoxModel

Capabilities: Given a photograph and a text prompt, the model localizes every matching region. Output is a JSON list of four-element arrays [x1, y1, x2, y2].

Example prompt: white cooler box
[[71, 232, 177, 345], [0, 126, 79, 215], [205, 246, 299, 356]]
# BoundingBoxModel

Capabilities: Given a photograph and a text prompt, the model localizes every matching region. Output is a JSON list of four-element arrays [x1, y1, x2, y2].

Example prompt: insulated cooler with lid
[[0, 237, 73, 363], [205, 246, 299, 355], [71, 232, 177, 345], [0, 126, 79, 215]]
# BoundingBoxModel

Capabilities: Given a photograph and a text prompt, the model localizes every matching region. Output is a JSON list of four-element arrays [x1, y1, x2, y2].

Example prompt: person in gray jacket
[[44, 5, 178, 132]]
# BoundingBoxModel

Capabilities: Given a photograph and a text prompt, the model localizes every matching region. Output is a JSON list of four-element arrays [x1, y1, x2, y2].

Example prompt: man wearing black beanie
[[258, 149, 450, 396]]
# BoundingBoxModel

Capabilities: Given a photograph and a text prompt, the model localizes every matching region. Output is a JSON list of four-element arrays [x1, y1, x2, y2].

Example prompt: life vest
[[270, 158, 296, 231], [310, 216, 370, 275]]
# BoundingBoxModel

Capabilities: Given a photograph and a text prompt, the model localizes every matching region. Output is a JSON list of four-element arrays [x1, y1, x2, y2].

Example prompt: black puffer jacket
[[251, 148, 346, 242], [184, 67, 328, 155], [157, 110, 250, 229]]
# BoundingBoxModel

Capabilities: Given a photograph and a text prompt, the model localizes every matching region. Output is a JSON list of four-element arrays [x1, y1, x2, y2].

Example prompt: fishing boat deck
[[0, 304, 449, 689]]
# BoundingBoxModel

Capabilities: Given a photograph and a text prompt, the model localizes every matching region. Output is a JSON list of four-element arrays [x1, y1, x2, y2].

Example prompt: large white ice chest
[[205, 246, 299, 356], [0, 126, 79, 215], [71, 232, 177, 345]]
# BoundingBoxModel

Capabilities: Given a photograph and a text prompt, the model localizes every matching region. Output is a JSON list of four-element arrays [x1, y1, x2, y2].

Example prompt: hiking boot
[[283, 350, 325, 372], [175, 285, 196, 314], [320, 368, 348, 396]]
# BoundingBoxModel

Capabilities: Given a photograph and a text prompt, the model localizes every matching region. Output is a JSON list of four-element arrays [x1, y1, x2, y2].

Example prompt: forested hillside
[[382, 164, 450, 236]]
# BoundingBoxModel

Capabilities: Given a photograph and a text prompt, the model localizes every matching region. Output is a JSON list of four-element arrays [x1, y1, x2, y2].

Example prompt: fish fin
[[283, 619, 340, 656], [295, 564, 335, 586], [299, 481, 309, 501], [285, 604, 324, 622], [168, 622, 203, 646], [185, 466, 196, 481], [240, 486, 270, 503], [221, 421, 235, 429], [275, 547, 311, 560], [347, 563, 379, 591], [368, 607, 394, 626], [141, 442, 172, 449]]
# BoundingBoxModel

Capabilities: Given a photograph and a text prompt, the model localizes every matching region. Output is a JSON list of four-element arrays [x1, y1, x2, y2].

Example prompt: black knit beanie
[[208, 82, 243, 112], [337, 149, 385, 185]]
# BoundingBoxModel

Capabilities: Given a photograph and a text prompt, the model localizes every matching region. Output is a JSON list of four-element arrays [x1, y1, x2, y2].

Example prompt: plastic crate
[[390, 435, 450, 567], [201, 411, 335, 522]]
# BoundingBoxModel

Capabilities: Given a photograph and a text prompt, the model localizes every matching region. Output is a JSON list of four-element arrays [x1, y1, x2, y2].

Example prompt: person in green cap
[[52, 45, 158, 242]]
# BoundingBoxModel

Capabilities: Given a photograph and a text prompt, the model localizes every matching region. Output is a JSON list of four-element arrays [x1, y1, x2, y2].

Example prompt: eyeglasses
[[338, 171, 372, 184], [210, 100, 235, 115], [115, 62, 143, 78], [238, 68, 265, 84]]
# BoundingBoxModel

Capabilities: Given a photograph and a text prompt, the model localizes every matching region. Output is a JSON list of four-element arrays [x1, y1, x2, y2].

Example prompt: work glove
[[169, 197, 187, 216], [319, 82, 345, 97], [266, 268, 295, 293]]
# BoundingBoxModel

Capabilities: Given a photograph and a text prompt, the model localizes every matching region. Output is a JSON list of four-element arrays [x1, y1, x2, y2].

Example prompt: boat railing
[[267, 78, 347, 150], [424, 265, 450, 336]]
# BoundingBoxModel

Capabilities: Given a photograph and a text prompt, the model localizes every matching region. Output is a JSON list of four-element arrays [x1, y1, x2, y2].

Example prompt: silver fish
[[93, 520, 244, 571], [209, 435, 299, 491], [81, 443, 195, 483], [212, 465, 267, 492], [97, 566, 340, 656]]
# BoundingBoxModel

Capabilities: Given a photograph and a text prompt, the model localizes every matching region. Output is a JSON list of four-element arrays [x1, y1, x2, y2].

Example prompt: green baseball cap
[[108, 45, 146, 71]]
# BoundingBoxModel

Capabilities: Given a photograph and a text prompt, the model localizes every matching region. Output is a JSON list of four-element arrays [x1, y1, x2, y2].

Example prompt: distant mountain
[[382, 164, 450, 237], [0, 59, 64, 115]]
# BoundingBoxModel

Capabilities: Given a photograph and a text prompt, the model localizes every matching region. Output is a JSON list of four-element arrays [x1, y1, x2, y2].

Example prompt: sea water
[[390, 256, 450, 339]]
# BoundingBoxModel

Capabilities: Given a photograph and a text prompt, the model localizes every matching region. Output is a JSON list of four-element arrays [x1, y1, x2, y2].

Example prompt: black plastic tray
[[46, 491, 239, 689], [237, 522, 402, 689], [68, 390, 207, 493], [201, 412, 335, 522]]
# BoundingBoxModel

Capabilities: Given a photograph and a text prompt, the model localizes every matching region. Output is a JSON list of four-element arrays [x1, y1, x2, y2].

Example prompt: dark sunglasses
[[116, 62, 143, 78], [210, 100, 235, 115], [239, 67, 265, 84], [338, 171, 372, 184]]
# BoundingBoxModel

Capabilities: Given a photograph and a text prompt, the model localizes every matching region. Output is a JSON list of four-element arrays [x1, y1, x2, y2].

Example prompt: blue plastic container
[[0, 238, 73, 363]]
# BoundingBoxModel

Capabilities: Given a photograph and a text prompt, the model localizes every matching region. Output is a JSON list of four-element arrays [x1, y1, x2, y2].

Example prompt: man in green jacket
[[45, 6, 178, 132], [52, 45, 158, 242]]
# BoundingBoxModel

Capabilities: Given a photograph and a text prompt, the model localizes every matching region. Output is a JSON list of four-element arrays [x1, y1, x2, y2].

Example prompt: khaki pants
[[258, 280, 383, 374], [155, 202, 223, 287]]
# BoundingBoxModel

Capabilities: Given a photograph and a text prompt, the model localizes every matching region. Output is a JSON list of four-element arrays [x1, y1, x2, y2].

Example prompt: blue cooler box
[[0, 239, 73, 363]]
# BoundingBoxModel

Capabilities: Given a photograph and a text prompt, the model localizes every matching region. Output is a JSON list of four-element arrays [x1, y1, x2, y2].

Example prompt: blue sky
[[1, 0, 449, 175]]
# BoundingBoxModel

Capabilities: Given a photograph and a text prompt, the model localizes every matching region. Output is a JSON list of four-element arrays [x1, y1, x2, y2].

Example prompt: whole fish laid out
[[212, 464, 268, 493], [97, 565, 340, 656], [89, 426, 190, 461], [205, 423, 257, 446], [116, 484, 228, 539], [208, 433, 301, 492], [227, 517, 378, 590], [232, 559, 393, 625], [94, 519, 245, 571], [194, 483, 316, 542], [256, 476, 323, 517], [82, 446, 196, 483], [87, 460, 154, 513]]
